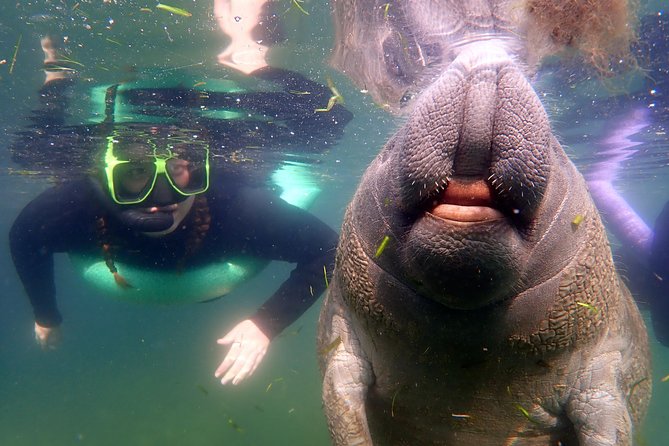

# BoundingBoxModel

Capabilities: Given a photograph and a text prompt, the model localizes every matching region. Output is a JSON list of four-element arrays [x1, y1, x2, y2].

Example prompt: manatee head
[[350, 44, 588, 310]]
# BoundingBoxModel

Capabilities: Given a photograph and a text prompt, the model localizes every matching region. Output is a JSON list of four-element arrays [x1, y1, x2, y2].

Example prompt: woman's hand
[[215, 319, 270, 385], [34, 322, 61, 350]]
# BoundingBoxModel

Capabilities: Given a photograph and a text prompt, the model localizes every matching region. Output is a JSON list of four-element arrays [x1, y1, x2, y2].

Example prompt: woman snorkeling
[[9, 0, 349, 385], [10, 124, 339, 385]]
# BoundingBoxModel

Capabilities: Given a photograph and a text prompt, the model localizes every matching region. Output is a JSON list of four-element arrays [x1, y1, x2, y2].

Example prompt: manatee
[[318, 1, 651, 445]]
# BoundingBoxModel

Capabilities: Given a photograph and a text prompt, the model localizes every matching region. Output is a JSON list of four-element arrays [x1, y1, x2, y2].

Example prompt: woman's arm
[[9, 181, 94, 328]]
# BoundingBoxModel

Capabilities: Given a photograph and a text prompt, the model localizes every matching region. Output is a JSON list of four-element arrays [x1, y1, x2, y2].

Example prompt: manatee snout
[[378, 50, 556, 308]]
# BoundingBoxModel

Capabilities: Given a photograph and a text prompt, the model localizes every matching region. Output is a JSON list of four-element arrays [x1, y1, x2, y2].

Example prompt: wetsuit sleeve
[[648, 201, 669, 345], [9, 182, 91, 327], [229, 188, 339, 340]]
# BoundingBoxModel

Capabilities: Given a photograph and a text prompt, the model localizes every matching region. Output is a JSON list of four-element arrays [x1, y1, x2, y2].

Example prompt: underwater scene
[[0, 0, 667, 445]]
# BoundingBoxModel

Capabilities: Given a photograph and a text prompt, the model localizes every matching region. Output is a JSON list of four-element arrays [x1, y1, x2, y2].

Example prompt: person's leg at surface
[[214, 0, 285, 74]]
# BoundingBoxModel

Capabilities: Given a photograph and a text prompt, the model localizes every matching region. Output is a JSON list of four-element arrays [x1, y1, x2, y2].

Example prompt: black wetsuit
[[9, 60, 350, 339], [648, 202, 669, 345], [9, 176, 338, 340]]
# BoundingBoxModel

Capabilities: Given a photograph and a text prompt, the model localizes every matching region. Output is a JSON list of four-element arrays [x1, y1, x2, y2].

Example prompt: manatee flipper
[[318, 282, 374, 446]]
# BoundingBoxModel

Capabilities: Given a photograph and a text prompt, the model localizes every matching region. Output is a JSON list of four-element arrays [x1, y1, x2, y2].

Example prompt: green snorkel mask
[[99, 129, 211, 232], [104, 134, 210, 206]]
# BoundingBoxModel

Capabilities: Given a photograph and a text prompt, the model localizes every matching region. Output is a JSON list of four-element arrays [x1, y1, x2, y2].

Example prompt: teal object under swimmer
[[69, 254, 267, 304], [69, 160, 321, 303], [88, 75, 248, 125]]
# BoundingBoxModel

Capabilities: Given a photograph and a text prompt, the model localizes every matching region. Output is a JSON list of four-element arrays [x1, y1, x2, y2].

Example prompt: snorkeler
[[9, 1, 350, 385], [10, 126, 339, 385]]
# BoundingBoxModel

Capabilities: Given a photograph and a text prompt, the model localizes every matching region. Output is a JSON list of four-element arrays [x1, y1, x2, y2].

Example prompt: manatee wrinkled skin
[[318, 2, 650, 445]]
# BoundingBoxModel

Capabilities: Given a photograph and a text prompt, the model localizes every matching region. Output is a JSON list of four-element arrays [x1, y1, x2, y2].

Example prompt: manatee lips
[[429, 179, 505, 223]]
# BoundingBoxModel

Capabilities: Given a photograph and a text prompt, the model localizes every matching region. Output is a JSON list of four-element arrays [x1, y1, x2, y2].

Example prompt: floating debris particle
[[627, 377, 649, 411], [318, 336, 342, 357], [515, 403, 539, 424], [661, 374, 669, 383], [391, 387, 400, 417], [227, 417, 243, 433], [383, 3, 390, 20], [57, 54, 85, 67], [375, 235, 391, 258], [193, 81, 206, 87], [571, 214, 584, 230], [576, 301, 598, 314], [156, 3, 192, 17], [291, 0, 309, 15], [196, 384, 209, 395], [264, 377, 284, 392], [27, 14, 57, 23], [9, 34, 22, 74], [315, 78, 344, 112], [451, 413, 471, 420]]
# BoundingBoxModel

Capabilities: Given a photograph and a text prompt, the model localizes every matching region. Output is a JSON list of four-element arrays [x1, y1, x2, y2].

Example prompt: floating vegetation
[[265, 376, 284, 392], [290, 0, 309, 15], [196, 384, 209, 395], [156, 3, 193, 17], [56, 54, 85, 68], [383, 3, 391, 20], [375, 235, 391, 258], [9, 34, 22, 75], [661, 374, 669, 383], [318, 336, 342, 357], [227, 417, 243, 433], [323, 265, 329, 288], [391, 387, 401, 417], [627, 376, 649, 412], [315, 78, 344, 113], [515, 403, 540, 424], [576, 301, 598, 314], [571, 214, 584, 230]]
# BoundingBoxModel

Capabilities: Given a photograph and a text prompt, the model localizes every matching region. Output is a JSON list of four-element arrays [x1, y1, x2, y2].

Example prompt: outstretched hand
[[215, 319, 270, 385], [34, 322, 61, 350]]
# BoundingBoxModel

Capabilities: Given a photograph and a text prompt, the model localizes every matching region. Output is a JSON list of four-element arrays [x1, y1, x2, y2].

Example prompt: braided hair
[[96, 194, 212, 288]]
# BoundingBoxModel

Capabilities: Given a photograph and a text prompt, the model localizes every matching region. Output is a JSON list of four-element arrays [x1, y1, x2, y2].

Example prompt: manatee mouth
[[429, 179, 505, 223]]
